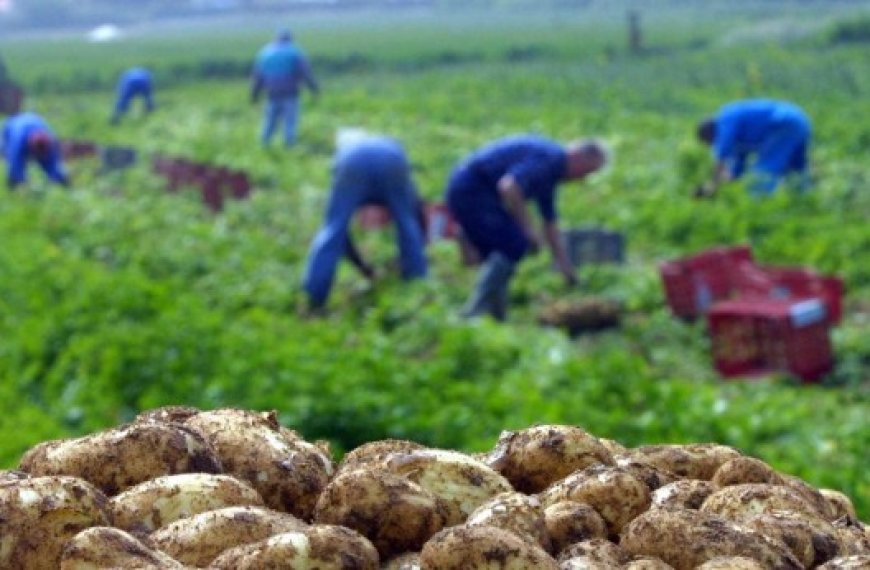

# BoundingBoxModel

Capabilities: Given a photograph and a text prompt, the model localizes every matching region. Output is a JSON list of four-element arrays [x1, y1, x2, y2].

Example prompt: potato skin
[[420, 525, 559, 569], [381, 552, 421, 569], [208, 524, 379, 570], [183, 408, 334, 520], [60, 526, 186, 570], [740, 510, 841, 568], [817, 555, 870, 569], [619, 508, 802, 570], [485, 425, 614, 493], [0, 475, 112, 570], [624, 556, 676, 569], [466, 492, 551, 553], [820, 489, 858, 520], [544, 501, 608, 554], [540, 465, 651, 538], [695, 556, 766, 569], [150, 505, 307, 567], [313, 468, 450, 560], [700, 483, 830, 522], [627, 444, 741, 480], [557, 538, 631, 566], [111, 473, 264, 534], [711, 457, 783, 488], [651, 480, 715, 510], [18, 422, 222, 496], [338, 439, 427, 476], [613, 455, 678, 492], [381, 449, 513, 525]]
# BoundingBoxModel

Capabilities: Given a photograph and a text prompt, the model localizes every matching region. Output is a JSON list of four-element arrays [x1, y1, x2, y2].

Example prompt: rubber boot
[[460, 252, 515, 321]]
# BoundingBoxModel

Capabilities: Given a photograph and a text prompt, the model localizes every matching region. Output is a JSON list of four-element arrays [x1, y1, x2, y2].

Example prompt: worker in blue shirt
[[696, 99, 811, 197], [110, 67, 155, 125], [3, 112, 69, 190], [302, 131, 428, 309], [251, 29, 319, 147], [446, 135, 608, 320]]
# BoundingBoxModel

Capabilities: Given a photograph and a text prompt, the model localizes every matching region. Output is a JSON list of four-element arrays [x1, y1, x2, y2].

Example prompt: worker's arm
[[696, 161, 730, 198], [543, 220, 578, 286], [345, 234, 374, 279], [497, 174, 540, 253], [249, 70, 264, 103]]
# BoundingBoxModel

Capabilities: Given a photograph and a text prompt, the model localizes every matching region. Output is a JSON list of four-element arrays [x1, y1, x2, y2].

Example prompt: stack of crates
[[659, 245, 753, 319]]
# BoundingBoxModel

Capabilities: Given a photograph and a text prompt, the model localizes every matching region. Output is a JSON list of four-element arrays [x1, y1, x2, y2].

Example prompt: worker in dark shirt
[[446, 135, 608, 320], [3, 112, 69, 190]]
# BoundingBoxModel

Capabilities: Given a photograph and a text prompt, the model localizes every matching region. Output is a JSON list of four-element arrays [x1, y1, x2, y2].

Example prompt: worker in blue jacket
[[696, 99, 812, 197], [251, 29, 319, 147], [3, 112, 69, 190], [446, 135, 608, 320], [302, 131, 428, 309], [110, 67, 155, 125]]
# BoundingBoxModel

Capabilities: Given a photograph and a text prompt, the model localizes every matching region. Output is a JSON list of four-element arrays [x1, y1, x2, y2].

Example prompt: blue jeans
[[113, 85, 154, 119], [302, 138, 428, 306], [751, 106, 811, 195], [261, 96, 300, 146]]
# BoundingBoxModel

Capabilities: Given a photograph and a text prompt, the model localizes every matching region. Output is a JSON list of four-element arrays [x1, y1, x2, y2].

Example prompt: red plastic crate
[[660, 245, 753, 319], [757, 267, 844, 325], [707, 298, 833, 383], [60, 139, 98, 160]]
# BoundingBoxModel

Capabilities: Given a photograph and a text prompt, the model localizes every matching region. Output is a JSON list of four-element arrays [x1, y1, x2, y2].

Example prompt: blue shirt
[[2, 112, 66, 186], [453, 135, 567, 221], [117, 67, 152, 95], [252, 40, 317, 99]]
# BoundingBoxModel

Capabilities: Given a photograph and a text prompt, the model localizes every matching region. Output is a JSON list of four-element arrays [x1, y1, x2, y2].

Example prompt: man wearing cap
[[445, 135, 608, 320], [251, 29, 319, 147], [696, 99, 812, 197], [302, 130, 428, 310], [3, 112, 69, 190], [110, 67, 155, 125]]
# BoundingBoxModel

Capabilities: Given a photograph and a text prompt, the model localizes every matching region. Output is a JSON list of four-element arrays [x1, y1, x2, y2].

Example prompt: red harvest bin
[[707, 298, 833, 383], [660, 245, 753, 319], [754, 266, 844, 325]]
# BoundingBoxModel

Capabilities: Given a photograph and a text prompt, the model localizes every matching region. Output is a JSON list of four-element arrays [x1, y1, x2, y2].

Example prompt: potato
[[619, 508, 802, 569], [781, 474, 838, 521], [183, 408, 333, 520], [651, 480, 715, 510], [544, 501, 608, 554], [0, 469, 29, 483], [820, 488, 858, 520], [382, 449, 513, 525], [599, 438, 629, 457], [150, 505, 307, 567], [466, 492, 551, 552], [833, 518, 870, 556], [701, 483, 830, 522], [558, 556, 612, 569], [209, 524, 379, 569], [111, 473, 264, 533], [60, 526, 186, 569], [0, 476, 111, 570], [338, 439, 427, 475], [420, 525, 559, 569], [484, 425, 614, 493], [613, 455, 678, 492], [695, 557, 766, 569], [557, 538, 631, 566], [313, 467, 450, 559], [711, 457, 784, 488], [18, 422, 222, 496], [740, 510, 841, 567], [627, 444, 741, 480], [624, 556, 676, 569], [818, 555, 870, 569], [136, 405, 202, 425], [381, 552, 421, 569], [540, 465, 651, 537]]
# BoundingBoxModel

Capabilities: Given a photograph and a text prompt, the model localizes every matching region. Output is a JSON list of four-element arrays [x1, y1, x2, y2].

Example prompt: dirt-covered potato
[[780, 474, 838, 521], [627, 444, 741, 480], [136, 405, 202, 425], [209, 524, 379, 569], [420, 525, 559, 569], [381, 448, 513, 525], [182, 408, 333, 520], [613, 455, 678, 492], [150, 505, 307, 567], [313, 467, 450, 559], [0, 476, 112, 570], [111, 473, 264, 533], [624, 556, 676, 569], [465, 491, 551, 552], [558, 556, 612, 569], [651, 480, 715, 510], [337, 439, 427, 475], [381, 552, 421, 569], [700, 483, 830, 522], [599, 438, 629, 457], [0, 469, 30, 483], [833, 517, 870, 556], [484, 425, 614, 493], [540, 465, 651, 537], [18, 422, 222, 496], [820, 489, 858, 520], [711, 456, 784, 488], [59, 526, 186, 569], [557, 538, 631, 566], [740, 510, 841, 567], [818, 555, 870, 569], [694, 557, 766, 569], [544, 501, 608, 554], [619, 508, 802, 569]]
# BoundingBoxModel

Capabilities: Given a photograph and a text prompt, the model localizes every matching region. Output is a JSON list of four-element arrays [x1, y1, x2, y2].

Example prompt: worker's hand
[[693, 182, 716, 199]]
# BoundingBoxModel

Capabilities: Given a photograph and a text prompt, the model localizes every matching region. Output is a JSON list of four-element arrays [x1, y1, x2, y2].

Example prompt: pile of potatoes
[[1, 408, 868, 569]]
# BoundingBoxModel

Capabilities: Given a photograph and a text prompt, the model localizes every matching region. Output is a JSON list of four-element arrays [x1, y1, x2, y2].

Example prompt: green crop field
[[1, 2, 869, 518]]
